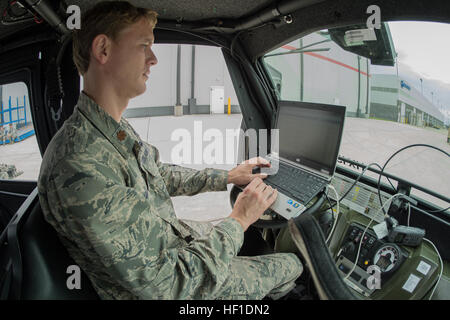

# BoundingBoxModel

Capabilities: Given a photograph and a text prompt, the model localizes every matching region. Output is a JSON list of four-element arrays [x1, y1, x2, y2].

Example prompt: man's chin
[[132, 83, 147, 98]]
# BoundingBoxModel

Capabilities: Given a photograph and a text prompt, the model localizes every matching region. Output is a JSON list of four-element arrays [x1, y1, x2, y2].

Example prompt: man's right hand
[[229, 178, 278, 231]]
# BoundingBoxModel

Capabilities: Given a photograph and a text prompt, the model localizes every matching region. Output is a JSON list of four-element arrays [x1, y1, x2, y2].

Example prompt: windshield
[[263, 21, 450, 210]]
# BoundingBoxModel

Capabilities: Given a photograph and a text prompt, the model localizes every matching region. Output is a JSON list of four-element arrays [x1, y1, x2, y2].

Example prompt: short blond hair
[[73, 1, 157, 75]]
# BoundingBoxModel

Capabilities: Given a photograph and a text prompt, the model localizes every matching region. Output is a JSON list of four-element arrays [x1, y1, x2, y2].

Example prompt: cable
[[377, 144, 450, 216], [325, 185, 339, 244], [406, 200, 442, 300], [426, 206, 450, 214], [324, 162, 394, 211], [324, 162, 394, 256], [343, 193, 402, 281], [423, 238, 443, 300], [230, 29, 247, 60], [324, 192, 333, 211]]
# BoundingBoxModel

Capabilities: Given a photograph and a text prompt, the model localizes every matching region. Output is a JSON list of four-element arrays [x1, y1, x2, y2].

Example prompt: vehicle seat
[[0, 188, 99, 300]]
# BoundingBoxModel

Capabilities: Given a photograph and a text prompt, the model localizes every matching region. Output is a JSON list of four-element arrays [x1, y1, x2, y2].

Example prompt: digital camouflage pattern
[[38, 92, 302, 299]]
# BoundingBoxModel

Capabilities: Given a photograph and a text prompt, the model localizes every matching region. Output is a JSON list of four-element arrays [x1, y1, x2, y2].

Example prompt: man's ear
[[91, 34, 111, 65]]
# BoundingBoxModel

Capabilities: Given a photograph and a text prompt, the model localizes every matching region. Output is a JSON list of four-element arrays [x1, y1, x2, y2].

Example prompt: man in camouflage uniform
[[38, 1, 302, 299]]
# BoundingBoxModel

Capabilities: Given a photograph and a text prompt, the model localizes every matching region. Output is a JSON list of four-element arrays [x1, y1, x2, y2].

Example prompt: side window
[[80, 44, 244, 222], [0, 82, 41, 181], [128, 44, 242, 222]]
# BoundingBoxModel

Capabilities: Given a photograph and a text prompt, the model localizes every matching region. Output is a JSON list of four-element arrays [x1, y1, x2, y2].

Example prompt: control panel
[[336, 223, 408, 297], [327, 174, 443, 299]]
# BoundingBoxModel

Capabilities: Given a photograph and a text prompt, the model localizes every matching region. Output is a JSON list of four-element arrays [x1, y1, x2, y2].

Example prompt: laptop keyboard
[[265, 162, 326, 203]]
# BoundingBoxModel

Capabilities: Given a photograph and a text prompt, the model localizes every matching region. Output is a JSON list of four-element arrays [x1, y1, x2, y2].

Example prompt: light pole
[[431, 91, 434, 104], [420, 78, 423, 95]]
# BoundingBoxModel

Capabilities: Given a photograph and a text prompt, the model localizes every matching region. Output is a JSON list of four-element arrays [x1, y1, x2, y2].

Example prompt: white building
[[371, 74, 445, 127], [264, 31, 371, 118], [123, 44, 240, 118]]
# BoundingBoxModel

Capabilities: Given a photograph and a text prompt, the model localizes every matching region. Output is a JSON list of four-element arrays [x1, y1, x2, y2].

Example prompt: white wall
[[371, 74, 398, 106], [128, 44, 239, 109], [129, 44, 177, 108]]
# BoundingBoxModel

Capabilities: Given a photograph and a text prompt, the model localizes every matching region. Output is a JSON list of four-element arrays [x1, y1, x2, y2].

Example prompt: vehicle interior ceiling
[[0, 0, 449, 300]]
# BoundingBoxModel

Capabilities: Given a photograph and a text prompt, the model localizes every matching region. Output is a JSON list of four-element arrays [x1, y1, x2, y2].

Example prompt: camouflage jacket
[[38, 92, 244, 299]]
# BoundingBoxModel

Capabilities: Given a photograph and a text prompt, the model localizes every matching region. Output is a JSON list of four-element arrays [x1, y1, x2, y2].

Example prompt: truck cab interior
[[0, 0, 449, 300]]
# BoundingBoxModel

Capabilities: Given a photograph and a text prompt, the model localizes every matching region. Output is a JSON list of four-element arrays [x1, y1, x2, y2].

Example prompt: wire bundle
[[327, 143, 448, 299]]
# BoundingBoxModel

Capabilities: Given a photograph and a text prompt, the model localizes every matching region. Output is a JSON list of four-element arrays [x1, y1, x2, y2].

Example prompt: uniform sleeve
[[150, 144, 229, 197], [46, 154, 244, 299]]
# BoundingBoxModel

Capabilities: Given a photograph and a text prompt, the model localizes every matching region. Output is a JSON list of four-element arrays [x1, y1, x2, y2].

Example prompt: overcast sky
[[371, 21, 450, 123]]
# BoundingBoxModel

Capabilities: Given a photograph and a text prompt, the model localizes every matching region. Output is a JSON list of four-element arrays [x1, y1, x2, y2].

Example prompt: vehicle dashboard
[[307, 172, 447, 299]]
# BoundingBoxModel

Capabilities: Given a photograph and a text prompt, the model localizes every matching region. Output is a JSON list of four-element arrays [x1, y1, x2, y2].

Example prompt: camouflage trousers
[[215, 253, 302, 299], [180, 219, 303, 300]]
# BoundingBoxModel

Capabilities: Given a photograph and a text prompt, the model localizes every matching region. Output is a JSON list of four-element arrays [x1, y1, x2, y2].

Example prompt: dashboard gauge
[[373, 244, 401, 273]]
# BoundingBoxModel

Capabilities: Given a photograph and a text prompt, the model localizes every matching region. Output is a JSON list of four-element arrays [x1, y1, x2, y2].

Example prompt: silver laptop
[[260, 101, 346, 220]]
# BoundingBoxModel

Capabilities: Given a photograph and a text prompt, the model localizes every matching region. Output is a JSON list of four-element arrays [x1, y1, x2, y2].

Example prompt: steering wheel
[[229, 184, 326, 229], [230, 184, 358, 299], [230, 184, 359, 299]]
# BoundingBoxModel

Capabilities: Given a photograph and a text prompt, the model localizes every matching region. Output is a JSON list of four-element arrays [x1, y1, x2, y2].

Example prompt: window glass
[[263, 22, 450, 209], [0, 82, 41, 181]]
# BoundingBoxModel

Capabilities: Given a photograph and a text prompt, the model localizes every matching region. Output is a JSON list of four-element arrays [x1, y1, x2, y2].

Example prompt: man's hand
[[227, 157, 271, 186], [229, 177, 278, 231]]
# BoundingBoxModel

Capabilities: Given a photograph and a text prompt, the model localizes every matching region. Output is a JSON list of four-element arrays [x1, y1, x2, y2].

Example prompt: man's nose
[[146, 48, 158, 67]]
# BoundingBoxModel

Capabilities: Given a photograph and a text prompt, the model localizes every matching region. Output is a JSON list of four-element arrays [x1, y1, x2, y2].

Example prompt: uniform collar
[[76, 91, 136, 159]]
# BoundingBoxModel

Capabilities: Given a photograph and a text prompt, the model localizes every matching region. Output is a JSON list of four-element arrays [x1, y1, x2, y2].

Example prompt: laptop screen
[[275, 101, 346, 176]]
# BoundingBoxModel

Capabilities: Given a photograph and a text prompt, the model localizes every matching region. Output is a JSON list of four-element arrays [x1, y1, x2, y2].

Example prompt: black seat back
[[0, 188, 99, 300], [289, 214, 358, 300]]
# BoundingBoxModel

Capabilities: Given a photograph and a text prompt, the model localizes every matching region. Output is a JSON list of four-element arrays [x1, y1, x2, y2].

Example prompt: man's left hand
[[227, 157, 271, 186]]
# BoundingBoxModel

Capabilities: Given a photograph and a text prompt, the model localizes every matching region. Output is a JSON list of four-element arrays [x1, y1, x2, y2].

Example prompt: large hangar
[[371, 74, 445, 127]]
